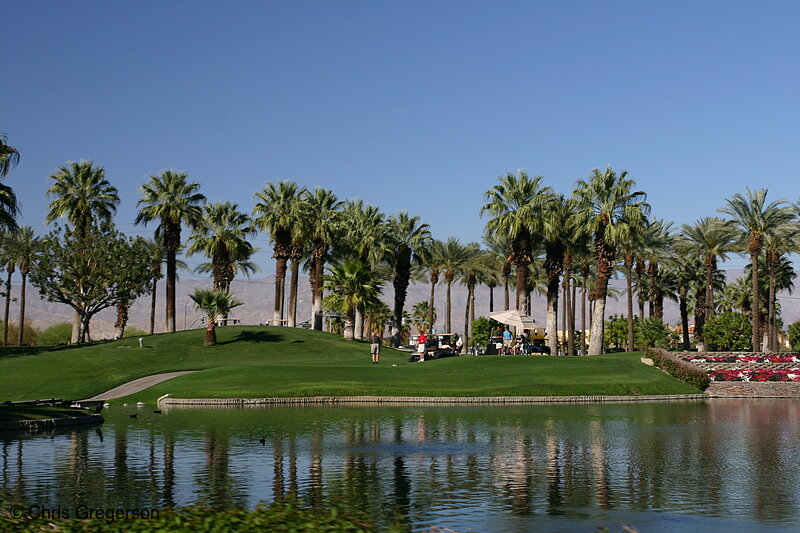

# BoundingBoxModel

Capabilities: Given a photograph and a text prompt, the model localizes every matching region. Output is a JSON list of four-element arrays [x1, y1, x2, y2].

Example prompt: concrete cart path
[[82, 371, 198, 401]]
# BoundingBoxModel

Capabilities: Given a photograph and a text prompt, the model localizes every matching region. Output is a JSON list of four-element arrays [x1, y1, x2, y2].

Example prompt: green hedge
[[0, 501, 393, 532], [645, 347, 710, 391]]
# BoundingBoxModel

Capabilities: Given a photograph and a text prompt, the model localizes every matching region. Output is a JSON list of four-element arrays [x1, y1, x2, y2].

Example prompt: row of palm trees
[[0, 132, 798, 353]]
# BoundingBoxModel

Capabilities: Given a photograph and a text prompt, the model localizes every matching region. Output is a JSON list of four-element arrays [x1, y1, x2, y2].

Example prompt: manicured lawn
[[0, 326, 701, 403]]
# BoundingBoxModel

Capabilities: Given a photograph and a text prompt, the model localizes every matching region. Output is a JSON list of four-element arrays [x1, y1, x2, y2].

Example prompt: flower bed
[[689, 355, 799, 364], [708, 368, 800, 382]]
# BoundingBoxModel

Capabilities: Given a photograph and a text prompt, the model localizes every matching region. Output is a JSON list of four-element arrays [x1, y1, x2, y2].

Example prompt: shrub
[[123, 327, 148, 338], [471, 317, 500, 347], [635, 317, 669, 349], [788, 321, 800, 351], [645, 347, 710, 391], [38, 322, 72, 345], [703, 311, 751, 351], [0, 321, 39, 346], [604, 315, 627, 350]]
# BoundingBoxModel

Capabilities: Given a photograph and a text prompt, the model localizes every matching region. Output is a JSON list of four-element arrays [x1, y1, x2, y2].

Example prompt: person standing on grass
[[370, 330, 382, 364], [417, 330, 428, 362], [502, 326, 513, 355]]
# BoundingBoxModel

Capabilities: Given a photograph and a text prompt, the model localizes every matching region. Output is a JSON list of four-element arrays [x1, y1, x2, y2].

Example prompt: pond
[[2, 399, 799, 532]]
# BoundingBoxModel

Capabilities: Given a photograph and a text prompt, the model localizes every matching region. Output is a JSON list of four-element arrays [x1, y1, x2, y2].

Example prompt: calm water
[[2, 400, 800, 532]]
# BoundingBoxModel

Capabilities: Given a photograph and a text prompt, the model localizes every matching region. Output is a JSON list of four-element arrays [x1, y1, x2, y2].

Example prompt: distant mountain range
[[14, 270, 800, 338]]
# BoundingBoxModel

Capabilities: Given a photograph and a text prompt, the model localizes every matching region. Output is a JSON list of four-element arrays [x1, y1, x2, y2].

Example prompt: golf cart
[[407, 333, 459, 362]]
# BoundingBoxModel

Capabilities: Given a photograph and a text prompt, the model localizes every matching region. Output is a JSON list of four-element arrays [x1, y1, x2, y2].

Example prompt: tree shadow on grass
[[217, 330, 282, 345], [0, 340, 113, 360]]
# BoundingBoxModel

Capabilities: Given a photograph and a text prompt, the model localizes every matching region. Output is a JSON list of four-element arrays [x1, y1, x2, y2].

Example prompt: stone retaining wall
[[706, 382, 800, 397], [159, 394, 706, 407]]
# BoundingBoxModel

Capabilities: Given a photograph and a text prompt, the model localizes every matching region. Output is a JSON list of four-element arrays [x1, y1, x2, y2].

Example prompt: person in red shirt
[[417, 331, 428, 362]]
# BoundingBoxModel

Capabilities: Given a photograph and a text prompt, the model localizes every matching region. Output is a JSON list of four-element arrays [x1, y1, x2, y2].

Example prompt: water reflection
[[2, 400, 800, 532]]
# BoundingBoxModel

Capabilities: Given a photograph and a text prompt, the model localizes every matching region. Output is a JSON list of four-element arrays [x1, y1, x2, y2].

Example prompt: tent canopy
[[489, 310, 537, 330]]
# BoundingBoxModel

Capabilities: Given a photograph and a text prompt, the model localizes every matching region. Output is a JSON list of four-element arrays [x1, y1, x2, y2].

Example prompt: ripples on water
[[2, 400, 800, 532]]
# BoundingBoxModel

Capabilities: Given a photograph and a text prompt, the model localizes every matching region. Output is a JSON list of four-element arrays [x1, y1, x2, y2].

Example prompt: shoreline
[[159, 394, 707, 407], [0, 413, 104, 432]]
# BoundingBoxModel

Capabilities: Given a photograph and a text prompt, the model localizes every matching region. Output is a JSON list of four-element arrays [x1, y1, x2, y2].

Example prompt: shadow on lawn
[[218, 330, 283, 345], [0, 340, 113, 360]]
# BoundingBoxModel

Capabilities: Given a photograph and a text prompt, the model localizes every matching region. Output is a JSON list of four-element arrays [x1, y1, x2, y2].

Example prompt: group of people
[[497, 326, 528, 355], [416, 331, 462, 362]]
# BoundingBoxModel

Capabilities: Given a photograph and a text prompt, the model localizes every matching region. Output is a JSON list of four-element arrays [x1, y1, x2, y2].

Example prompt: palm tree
[[540, 194, 574, 354], [424, 239, 446, 332], [681, 217, 737, 349], [481, 171, 554, 312], [483, 230, 513, 312], [438, 237, 472, 333], [253, 181, 306, 326], [46, 160, 119, 238], [8, 227, 41, 346], [303, 188, 341, 331], [136, 170, 206, 333], [0, 233, 15, 346], [640, 219, 676, 318], [187, 202, 257, 292], [386, 212, 431, 347], [0, 134, 20, 179], [189, 288, 244, 346], [763, 229, 797, 351], [411, 301, 436, 332], [322, 261, 383, 340], [143, 238, 166, 335], [572, 166, 650, 355], [719, 188, 794, 352], [459, 244, 485, 349]]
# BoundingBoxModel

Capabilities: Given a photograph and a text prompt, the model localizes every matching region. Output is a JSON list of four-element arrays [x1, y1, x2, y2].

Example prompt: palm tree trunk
[[705, 254, 716, 321], [3, 269, 11, 346], [166, 248, 177, 332], [16, 273, 27, 346], [648, 261, 657, 318], [679, 290, 690, 350], [312, 252, 326, 331], [624, 256, 635, 352], [750, 248, 761, 352], [503, 274, 510, 311], [288, 258, 300, 328], [581, 274, 587, 355], [470, 284, 476, 326], [446, 278, 453, 333], [204, 321, 217, 346], [354, 307, 364, 340], [149, 278, 157, 334], [114, 301, 129, 340], [343, 310, 355, 340], [588, 235, 614, 356], [488, 286, 494, 313], [636, 260, 646, 321], [561, 283, 567, 355], [274, 257, 287, 325], [569, 275, 576, 355], [695, 290, 707, 351], [545, 276, 559, 356], [464, 284, 472, 352], [515, 262, 528, 312], [428, 274, 437, 332], [768, 255, 776, 351]]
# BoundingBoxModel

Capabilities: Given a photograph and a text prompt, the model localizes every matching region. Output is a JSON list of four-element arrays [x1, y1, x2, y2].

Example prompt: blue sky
[[3, 1, 799, 276]]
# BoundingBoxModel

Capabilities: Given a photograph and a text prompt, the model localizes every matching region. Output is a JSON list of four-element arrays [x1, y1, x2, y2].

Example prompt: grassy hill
[[0, 326, 701, 403]]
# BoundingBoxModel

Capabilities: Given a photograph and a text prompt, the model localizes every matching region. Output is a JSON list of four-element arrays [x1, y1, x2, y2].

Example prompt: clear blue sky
[[3, 1, 799, 275]]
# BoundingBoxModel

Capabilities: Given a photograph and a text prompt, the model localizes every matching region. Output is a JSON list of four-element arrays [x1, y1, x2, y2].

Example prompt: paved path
[[82, 371, 197, 401]]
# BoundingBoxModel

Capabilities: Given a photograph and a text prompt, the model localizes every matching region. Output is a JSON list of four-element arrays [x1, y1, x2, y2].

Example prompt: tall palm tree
[[303, 188, 341, 331], [322, 261, 383, 340], [763, 230, 796, 351], [459, 244, 485, 350], [189, 288, 244, 346], [483, 230, 513, 312], [424, 239, 446, 332], [386, 212, 431, 347], [438, 237, 471, 333], [8, 227, 41, 346], [136, 170, 206, 333], [681, 217, 737, 349], [719, 188, 794, 352], [0, 134, 20, 179], [253, 181, 306, 326], [640, 219, 676, 318], [187, 202, 257, 292], [572, 166, 650, 355], [482, 171, 554, 313], [540, 195, 574, 354], [143, 238, 166, 335], [1, 233, 15, 346]]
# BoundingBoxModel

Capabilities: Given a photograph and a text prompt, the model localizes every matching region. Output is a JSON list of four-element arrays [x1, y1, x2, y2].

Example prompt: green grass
[[0, 326, 701, 403]]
